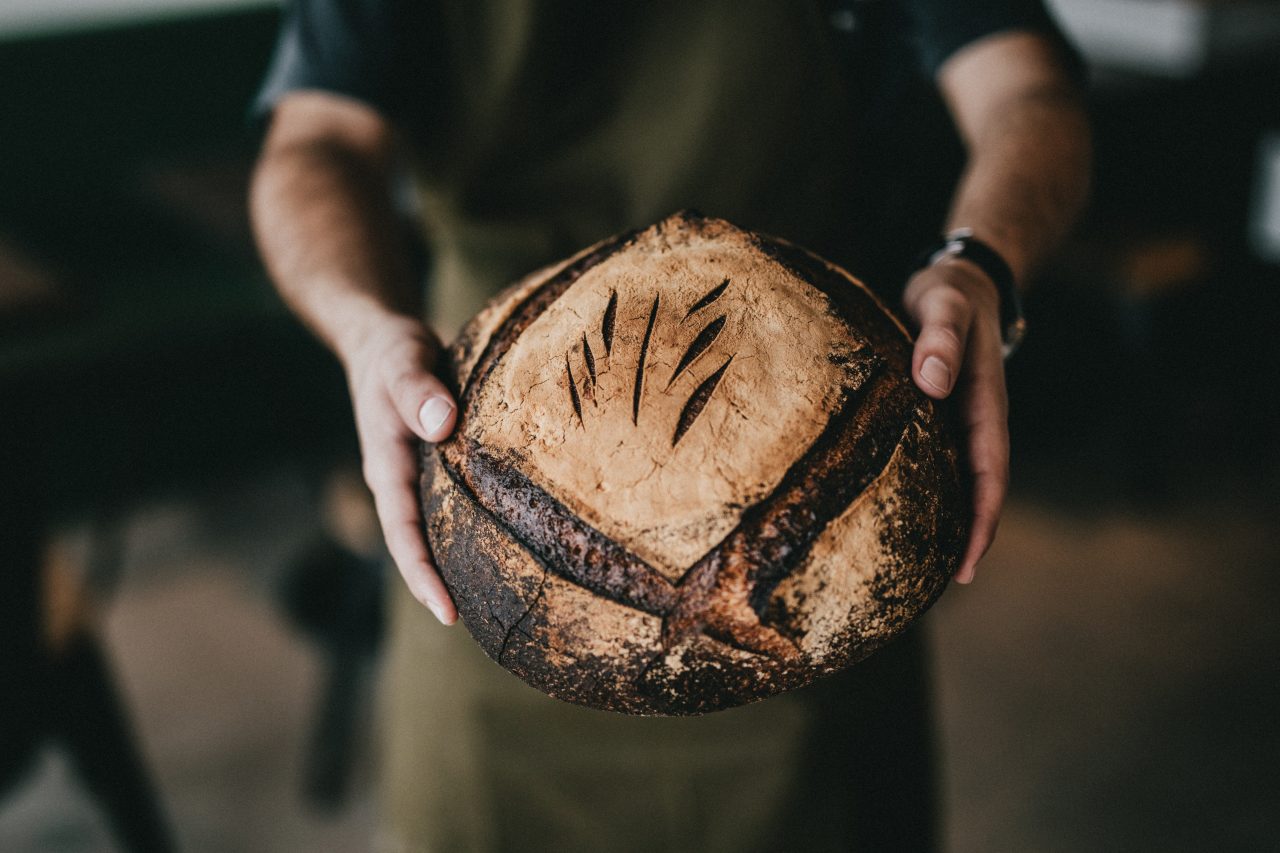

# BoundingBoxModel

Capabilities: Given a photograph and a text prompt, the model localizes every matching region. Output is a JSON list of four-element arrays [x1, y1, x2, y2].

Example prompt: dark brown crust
[[425, 212, 965, 716], [440, 440, 679, 617], [664, 366, 912, 646]]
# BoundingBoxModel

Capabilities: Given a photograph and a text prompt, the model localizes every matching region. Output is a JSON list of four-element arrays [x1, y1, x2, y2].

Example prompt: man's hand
[[902, 258, 1008, 585], [342, 316, 459, 624], [907, 30, 1091, 583], [251, 92, 466, 622]]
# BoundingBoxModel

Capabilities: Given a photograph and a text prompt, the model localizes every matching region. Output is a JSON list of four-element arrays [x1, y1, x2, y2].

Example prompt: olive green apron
[[381, 3, 935, 850]]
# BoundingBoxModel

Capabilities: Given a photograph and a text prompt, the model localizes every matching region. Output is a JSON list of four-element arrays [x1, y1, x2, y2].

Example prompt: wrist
[[323, 293, 426, 368], [913, 229, 1026, 357]]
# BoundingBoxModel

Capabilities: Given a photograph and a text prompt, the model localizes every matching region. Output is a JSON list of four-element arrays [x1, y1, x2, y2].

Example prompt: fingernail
[[419, 396, 454, 436], [920, 356, 952, 394]]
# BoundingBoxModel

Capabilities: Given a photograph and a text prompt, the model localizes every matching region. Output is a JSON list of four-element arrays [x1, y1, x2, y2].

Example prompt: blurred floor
[[933, 494, 1279, 852], [0, 471, 1276, 852], [0, 472, 379, 853]]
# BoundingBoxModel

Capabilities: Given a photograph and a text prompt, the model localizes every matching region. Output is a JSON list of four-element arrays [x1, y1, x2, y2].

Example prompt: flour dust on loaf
[[422, 211, 967, 715]]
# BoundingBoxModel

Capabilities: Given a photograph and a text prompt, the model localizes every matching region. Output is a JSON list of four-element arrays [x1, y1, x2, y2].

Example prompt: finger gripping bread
[[421, 211, 968, 715]]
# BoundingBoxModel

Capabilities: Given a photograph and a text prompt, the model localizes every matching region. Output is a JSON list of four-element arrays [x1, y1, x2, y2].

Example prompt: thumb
[[387, 366, 458, 443], [910, 287, 974, 400]]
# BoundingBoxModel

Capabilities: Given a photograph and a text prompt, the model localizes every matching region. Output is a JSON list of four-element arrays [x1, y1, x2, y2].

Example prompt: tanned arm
[[900, 32, 1091, 582], [250, 91, 459, 624]]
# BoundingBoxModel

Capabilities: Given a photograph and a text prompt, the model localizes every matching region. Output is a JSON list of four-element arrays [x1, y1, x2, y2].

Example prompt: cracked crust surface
[[423, 212, 967, 715]]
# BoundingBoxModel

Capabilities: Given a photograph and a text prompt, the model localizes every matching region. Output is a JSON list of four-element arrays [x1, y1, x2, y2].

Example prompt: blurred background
[[1, 1, 1277, 850]]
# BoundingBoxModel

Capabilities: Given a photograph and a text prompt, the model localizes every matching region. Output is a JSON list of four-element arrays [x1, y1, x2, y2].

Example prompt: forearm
[[946, 85, 1090, 282], [250, 97, 457, 620], [940, 33, 1092, 284], [897, 33, 1090, 581], [250, 124, 419, 364]]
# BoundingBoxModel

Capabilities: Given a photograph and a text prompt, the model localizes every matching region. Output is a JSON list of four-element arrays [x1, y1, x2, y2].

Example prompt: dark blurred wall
[[0, 8, 357, 523]]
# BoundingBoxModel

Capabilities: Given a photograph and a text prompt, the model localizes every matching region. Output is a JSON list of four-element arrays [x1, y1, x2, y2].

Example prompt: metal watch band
[[915, 228, 1027, 358]]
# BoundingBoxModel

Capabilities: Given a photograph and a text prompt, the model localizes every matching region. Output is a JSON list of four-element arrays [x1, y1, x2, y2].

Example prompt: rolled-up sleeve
[[906, 0, 1086, 84], [251, 0, 403, 125]]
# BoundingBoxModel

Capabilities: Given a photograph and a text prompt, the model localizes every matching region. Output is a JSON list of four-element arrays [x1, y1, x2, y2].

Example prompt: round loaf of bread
[[421, 211, 968, 715]]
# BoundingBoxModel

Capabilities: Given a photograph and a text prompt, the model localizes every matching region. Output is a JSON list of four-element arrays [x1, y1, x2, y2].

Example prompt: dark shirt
[[252, 0, 1084, 326], [254, 0, 1083, 140]]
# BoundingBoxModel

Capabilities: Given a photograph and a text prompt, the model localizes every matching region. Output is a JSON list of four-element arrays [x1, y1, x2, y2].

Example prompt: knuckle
[[381, 331, 428, 362], [386, 366, 429, 400], [924, 320, 966, 354], [922, 284, 972, 318]]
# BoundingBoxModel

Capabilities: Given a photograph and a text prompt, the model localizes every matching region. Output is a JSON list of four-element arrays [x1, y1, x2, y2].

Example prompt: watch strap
[[915, 228, 1026, 357]]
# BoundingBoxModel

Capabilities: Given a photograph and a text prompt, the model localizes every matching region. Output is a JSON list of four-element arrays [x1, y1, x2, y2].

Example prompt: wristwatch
[[915, 228, 1027, 358]]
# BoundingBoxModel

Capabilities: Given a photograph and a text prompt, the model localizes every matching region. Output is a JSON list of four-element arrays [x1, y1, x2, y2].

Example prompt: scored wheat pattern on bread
[[563, 279, 734, 446]]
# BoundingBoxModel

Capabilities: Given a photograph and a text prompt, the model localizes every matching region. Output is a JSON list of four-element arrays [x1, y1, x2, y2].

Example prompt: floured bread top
[[428, 212, 963, 715], [462, 216, 873, 579]]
